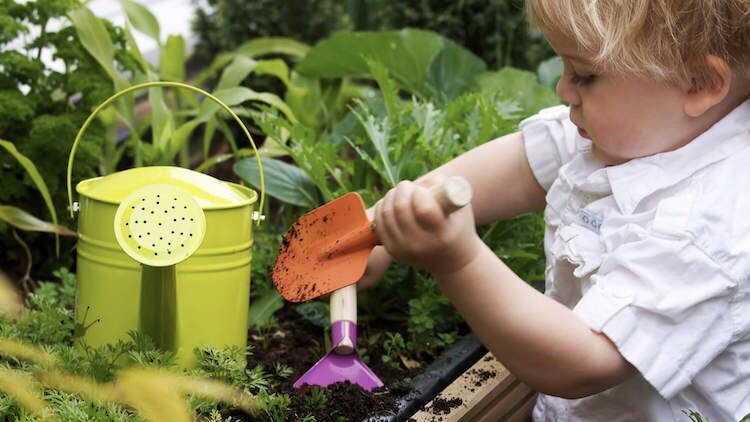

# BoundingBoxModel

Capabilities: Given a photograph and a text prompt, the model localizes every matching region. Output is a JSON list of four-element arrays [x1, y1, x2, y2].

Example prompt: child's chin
[[591, 146, 629, 166]]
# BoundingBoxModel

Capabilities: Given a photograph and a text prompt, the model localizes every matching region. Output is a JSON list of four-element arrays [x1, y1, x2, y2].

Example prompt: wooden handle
[[428, 176, 473, 214], [330, 284, 357, 323], [330, 284, 357, 353]]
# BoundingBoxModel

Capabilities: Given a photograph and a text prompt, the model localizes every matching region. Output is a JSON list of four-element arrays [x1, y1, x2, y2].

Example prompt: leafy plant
[[380, 332, 408, 371], [302, 386, 327, 410], [0, 271, 266, 421], [0, 0, 133, 276]]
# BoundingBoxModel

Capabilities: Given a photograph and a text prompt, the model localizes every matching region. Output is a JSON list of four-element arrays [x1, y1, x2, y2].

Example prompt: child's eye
[[570, 72, 597, 86]]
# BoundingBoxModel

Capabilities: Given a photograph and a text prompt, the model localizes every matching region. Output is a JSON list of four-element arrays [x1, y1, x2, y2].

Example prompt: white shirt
[[520, 100, 750, 422]]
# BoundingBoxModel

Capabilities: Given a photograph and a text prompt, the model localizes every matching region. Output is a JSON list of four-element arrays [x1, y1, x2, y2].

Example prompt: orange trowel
[[272, 176, 472, 391], [272, 176, 473, 303]]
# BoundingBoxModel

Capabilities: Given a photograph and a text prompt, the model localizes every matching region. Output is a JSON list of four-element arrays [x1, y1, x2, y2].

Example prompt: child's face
[[547, 32, 695, 166]]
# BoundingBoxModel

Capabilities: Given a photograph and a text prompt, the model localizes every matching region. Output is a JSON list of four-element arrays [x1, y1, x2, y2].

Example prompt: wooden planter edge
[[409, 352, 537, 421]]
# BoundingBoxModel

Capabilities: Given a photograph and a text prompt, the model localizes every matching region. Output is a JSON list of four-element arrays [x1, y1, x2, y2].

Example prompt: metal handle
[[66, 81, 265, 225]]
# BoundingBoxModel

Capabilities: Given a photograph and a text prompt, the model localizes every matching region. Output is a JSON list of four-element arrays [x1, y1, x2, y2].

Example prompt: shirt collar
[[605, 98, 750, 215]]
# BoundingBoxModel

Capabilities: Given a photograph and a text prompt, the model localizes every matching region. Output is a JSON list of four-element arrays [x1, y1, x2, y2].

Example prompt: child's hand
[[373, 177, 483, 277]]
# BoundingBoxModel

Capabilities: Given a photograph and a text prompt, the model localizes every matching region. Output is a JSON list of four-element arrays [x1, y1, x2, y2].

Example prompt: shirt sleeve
[[573, 233, 737, 399], [519, 105, 581, 191]]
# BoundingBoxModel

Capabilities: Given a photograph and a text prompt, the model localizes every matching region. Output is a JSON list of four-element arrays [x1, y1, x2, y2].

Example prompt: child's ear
[[684, 55, 733, 117]]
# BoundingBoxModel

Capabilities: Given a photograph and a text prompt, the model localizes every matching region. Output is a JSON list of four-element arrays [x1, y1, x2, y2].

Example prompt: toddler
[[360, 0, 750, 420]]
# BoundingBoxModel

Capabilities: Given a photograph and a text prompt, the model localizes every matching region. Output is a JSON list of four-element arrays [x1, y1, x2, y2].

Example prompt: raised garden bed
[[247, 302, 535, 421]]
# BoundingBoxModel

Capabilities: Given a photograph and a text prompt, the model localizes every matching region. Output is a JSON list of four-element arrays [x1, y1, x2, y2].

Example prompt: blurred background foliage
[[192, 0, 554, 71]]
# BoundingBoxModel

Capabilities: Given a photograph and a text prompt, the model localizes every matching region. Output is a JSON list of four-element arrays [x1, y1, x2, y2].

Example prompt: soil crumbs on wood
[[242, 304, 417, 421]]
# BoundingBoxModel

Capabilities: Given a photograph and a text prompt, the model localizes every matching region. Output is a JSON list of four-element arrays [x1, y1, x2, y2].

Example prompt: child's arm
[[373, 179, 637, 399], [357, 131, 547, 290], [422, 131, 547, 224]]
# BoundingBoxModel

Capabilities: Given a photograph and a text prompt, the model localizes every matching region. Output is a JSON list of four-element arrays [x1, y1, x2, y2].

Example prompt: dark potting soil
[[242, 303, 422, 421]]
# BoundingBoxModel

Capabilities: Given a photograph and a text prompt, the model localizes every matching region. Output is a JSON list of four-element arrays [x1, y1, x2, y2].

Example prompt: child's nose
[[556, 77, 581, 106]]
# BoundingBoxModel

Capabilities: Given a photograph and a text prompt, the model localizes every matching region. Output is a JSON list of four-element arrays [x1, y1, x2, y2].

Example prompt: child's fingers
[[381, 182, 416, 243], [411, 185, 444, 230], [374, 186, 398, 245], [415, 173, 447, 190]]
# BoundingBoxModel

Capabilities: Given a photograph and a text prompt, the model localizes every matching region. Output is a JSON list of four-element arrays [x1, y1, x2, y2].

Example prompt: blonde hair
[[526, 0, 750, 90]]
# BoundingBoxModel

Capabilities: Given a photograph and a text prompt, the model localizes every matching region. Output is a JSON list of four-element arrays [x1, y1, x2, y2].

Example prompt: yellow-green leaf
[[160, 35, 185, 82], [120, 0, 161, 44], [0, 140, 65, 253], [197, 87, 297, 123], [68, 6, 129, 91], [0, 206, 76, 236]]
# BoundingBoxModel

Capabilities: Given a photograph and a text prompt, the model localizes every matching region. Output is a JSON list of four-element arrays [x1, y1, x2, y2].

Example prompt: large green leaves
[[234, 157, 319, 208], [297, 29, 486, 101]]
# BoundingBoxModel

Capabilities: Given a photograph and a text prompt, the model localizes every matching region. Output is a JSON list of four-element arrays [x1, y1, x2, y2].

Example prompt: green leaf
[[197, 87, 296, 123], [234, 37, 310, 59], [427, 39, 487, 101], [0, 140, 64, 252], [148, 87, 174, 151], [0, 206, 76, 236], [166, 119, 202, 160], [68, 6, 129, 91], [159, 35, 185, 82], [253, 59, 291, 87], [285, 73, 323, 127], [69, 4, 134, 130], [248, 291, 284, 328], [217, 56, 259, 90], [234, 157, 319, 208], [123, 23, 152, 73], [120, 0, 161, 44]]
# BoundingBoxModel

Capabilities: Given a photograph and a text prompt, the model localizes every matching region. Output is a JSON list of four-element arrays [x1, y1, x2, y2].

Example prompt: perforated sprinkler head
[[114, 185, 206, 267]]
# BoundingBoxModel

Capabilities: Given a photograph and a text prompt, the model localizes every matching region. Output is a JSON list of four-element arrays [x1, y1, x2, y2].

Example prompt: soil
[[241, 303, 421, 421]]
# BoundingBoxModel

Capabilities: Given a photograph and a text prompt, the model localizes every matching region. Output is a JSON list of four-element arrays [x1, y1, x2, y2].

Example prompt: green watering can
[[66, 82, 265, 367]]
